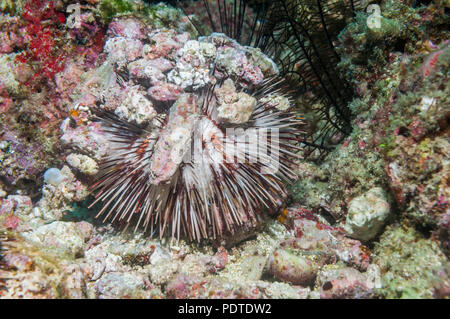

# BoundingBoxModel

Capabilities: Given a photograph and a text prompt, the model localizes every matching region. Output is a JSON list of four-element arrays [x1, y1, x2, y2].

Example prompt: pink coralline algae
[[165, 274, 269, 299], [292, 208, 372, 271], [201, 33, 277, 88], [104, 37, 144, 67], [69, 18, 188, 118], [107, 18, 146, 41], [67, 12, 106, 68], [1, 251, 34, 272], [206, 247, 228, 274], [215, 46, 264, 87], [0, 84, 13, 113], [147, 82, 183, 103], [147, 94, 198, 184], [69, 16, 279, 127], [144, 29, 189, 60], [55, 62, 85, 102], [127, 58, 172, 85], [166, 274, 209, 299], [421, 44, 449, 78]]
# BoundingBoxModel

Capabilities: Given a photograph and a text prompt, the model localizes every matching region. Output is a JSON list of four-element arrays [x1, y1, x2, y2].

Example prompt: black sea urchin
[[174, 0, 360, 158], [89, 29, 303, 242]]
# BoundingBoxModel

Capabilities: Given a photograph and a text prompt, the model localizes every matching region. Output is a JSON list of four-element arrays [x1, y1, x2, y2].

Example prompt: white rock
[[66, 153, 99, 175], [60, 121, 110, 161], [32, 207, 42, 218], [39, 166, 89, 221], [344, 187, 391, 241], [167, 40, 216, 90], [420, 96, 435, 112], [114, 86, 156, 125], [94, 272, 147, 298], [150, 245, 172, 265], [43, 168, 65, 186]]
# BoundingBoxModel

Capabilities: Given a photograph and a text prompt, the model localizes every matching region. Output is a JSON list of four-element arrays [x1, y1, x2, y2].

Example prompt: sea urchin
[[89, 26, 303, 242]]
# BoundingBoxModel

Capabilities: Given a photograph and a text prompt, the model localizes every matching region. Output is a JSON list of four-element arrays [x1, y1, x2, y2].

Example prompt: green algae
[[98, 0, 135, 23], [97, 0, 183, 29]]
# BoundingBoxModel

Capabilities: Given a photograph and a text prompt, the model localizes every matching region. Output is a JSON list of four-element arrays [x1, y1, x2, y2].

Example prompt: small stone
[[24, 221, 86, 258], [234, 255, 267, 281], [267, 246, 330, 286], [38, 166, 89, 221], [344, 187, 391, 241], [76, 221, 94, 242], [114, 86, 157, 125], [246, 46, 279, 76], [61, 121, 110, 161], [149, 94, 198, 184], [150, 245, 172, 265], [66, 153, 99, 175], [167, 40, 216, 90], [315, 266, 378, 299], [148, 82, 183, 103], [2, 253, 34, 271], [94, 272, 149, 298], [144, 29, 189, 60], [4, 195, 33, 216], [215, 45, 264, 88], [287, 207, 372, 270], [32, 207, 42, 218], [215, 79, 256, 124], [148, 259, 179, 286], [1, 128, 46, 185], [104, 37, 143, 67], [127, 59, 166, 85]]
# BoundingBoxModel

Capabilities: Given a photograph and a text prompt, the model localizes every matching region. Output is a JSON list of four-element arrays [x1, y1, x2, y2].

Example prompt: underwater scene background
[[0, 0, 448, 299]]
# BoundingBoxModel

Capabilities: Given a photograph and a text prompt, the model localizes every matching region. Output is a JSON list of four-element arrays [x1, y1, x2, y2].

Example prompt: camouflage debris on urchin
[[63, 17, 303, 243]]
